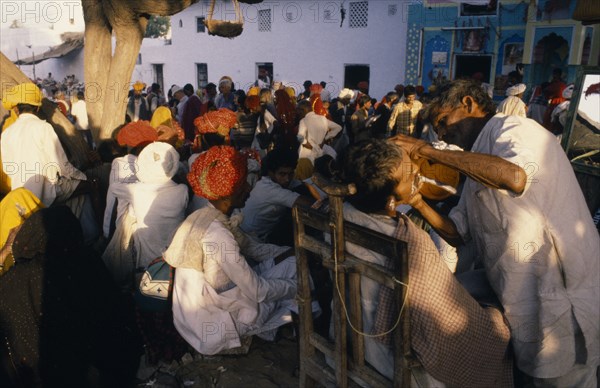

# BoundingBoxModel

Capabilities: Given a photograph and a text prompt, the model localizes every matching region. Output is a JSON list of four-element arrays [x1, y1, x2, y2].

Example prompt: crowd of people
[[0, 69, 598, 387]]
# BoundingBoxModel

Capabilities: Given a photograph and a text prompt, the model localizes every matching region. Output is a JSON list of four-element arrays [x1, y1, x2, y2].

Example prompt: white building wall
[[18, 48, 84, 83], [137, 0, 409, 100]]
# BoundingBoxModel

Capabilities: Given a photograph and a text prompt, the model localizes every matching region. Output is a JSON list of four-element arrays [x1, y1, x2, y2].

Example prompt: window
[[258, 9, 271, 32], [459, 0, 498, 16], [196, 17, 205, 33], [136, 53, 142, 65], [388, 4, 397, 16], [153, 64, 164, 93], [196, 63, 208, 89], [349, 1, 368, 28]]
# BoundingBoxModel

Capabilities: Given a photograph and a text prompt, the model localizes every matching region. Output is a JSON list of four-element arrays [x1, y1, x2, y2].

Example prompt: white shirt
[[176, 95, 189, 122], [172, 208, 297, 355], [1, 113, 86, 206], [449, 114, 600, 378], [496, 96, 527, 118], [240, 177, 300, 242], [70, 100, 89, 130], [103, 155, 139, 238], [108, 179, 188, 268], [297, 112, 342, 163]]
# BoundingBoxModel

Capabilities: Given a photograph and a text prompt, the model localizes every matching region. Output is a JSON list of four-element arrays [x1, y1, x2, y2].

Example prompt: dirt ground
[[137, 336, 300, 388]]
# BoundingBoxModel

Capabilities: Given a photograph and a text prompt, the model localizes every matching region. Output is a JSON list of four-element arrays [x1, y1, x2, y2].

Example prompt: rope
[[330, 222, 409, 338]]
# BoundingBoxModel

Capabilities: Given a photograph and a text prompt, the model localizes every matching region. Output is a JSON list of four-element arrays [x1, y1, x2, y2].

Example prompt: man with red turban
[[166, 146, 313, 355]]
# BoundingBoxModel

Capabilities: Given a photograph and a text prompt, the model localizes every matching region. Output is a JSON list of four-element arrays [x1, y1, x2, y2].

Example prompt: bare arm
[[408, 194, 463, 247], [394, 136, 527, 195]]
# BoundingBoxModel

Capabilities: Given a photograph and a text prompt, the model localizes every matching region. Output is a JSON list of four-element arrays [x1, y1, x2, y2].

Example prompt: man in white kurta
[[166, 146, 303, 355], [448, 114, 599, 383], [396, 80, 599, 386], [496, 83, 527, 118], [297, 108, 342, 163], [1, 101, 87, 207], [106, 142, 188, 270]]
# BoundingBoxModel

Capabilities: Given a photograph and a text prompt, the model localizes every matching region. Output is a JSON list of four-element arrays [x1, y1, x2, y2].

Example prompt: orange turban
[[194, 108, 237, 139], [188, 146, 247, 200], [310, 94, 328, 117], [245, 95, 260, 111], [116, 121, 158, 148], [310, 84, 323, 95]]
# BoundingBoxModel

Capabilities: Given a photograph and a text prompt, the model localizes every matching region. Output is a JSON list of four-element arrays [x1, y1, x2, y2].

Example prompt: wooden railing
[[293, 174, 418, 388]]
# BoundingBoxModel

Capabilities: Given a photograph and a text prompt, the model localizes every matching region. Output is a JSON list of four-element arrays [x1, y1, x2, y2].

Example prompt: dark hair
[[357, 95, 371, 108], [297, 99, 312, 113], [151, 83, 161, 92], [183, 84, 194, 94], [341, 139, 404, 214], [386, 91, 399, 103], [553, 68, 562, 77], [314, 154, 336, 179], [264, 147, 298, 173], [97, 139, 126, 163], [303, 80, 312, 89], [404, 85, 416, 97], [201, 133, 226, 151], [16, 103, 39, 114], [77, 90, 85, 100], [427, 79, 495, 117], [206, 83, 217, 90], [320, 81, 327, 88]]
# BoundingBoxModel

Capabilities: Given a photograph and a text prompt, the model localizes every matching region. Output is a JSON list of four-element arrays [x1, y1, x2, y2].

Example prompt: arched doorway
[[531, 32, 569, 86]]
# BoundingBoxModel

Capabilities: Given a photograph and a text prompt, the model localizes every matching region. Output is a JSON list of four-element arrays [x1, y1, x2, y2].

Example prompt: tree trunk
[[0, 52, 90, 169], [82, 0, 112, 141], [82, 0, 199, 141]]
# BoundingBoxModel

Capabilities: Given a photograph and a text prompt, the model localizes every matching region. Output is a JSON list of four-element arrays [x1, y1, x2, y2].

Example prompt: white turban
[[136, 142, 180, 184], [338, 88, 355, 100], [562, 84, 574, 99], [506, 83, 526, 96]]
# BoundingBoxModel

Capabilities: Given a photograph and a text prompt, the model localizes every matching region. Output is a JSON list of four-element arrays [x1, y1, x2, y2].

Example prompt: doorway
[[344, 64, 370, 90], [152, 64, 164, 93], [256, 62, 273, 88], [454, 55, 492, 82]]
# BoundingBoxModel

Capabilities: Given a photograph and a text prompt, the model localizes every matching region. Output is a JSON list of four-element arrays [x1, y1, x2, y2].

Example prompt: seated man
[[241, 147, 318, 245], [1, 83, 99, 243], [337, 139, 513, 386], [104, 142, 188, 285], [166, 146, 303, 355]]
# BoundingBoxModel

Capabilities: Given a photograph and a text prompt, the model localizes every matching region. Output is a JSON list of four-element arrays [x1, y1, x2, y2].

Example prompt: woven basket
[[573, 0, 600, 25], [205, 0, 244, 38]]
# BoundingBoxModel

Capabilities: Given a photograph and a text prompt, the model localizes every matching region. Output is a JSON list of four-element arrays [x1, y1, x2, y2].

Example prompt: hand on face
[[389, 135, 429, 159]]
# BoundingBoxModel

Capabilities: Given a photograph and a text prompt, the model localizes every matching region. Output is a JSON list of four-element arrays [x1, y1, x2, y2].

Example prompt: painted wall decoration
[[405, 23, 422, 86], [463, 29, 486, 52], [503, 43, 523, 69], [422, 33, 451, 88]]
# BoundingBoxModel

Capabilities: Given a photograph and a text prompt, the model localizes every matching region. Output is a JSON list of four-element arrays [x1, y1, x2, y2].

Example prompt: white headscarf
[[506, 83, 526, 96], [136, 142, 180, 184], [338, 88, 355, 100], [562, 84, 575, 100]]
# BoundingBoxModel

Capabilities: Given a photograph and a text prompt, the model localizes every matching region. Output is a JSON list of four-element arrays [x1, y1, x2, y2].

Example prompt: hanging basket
[[572, 0, 600, 25], [204, 0, 244, 38]]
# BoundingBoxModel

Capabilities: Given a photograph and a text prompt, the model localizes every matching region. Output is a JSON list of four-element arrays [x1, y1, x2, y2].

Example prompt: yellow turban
[[150, 106, 173, 128], [247, 87, 260, 97], [2, 82, 43, 109], [133, 81, 146, 92], [0, 188, 44, 275]]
